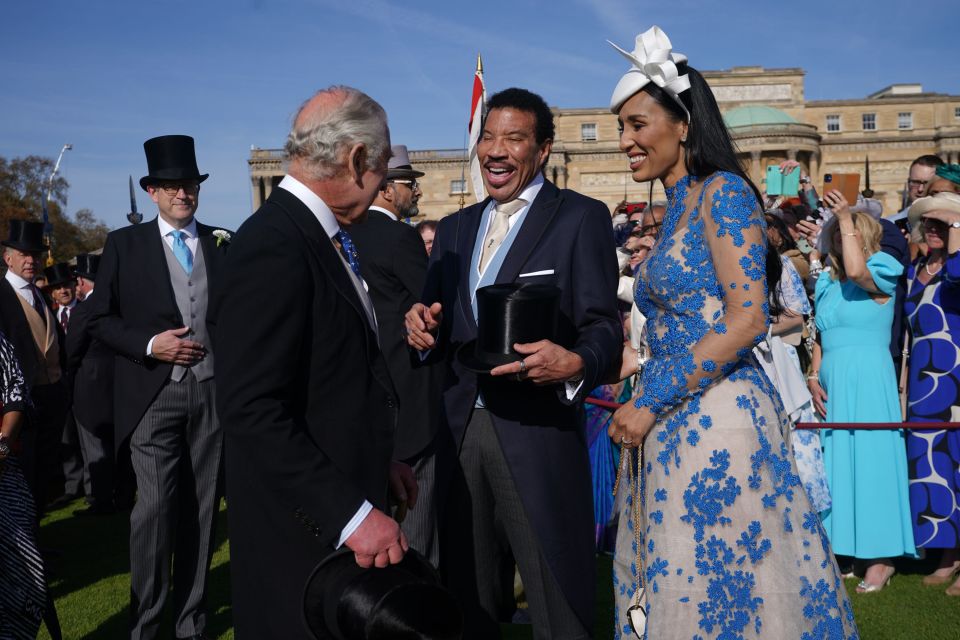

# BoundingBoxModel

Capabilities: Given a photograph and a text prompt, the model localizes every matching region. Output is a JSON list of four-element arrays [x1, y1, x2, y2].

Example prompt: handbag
[[614, 444, 647, 637]]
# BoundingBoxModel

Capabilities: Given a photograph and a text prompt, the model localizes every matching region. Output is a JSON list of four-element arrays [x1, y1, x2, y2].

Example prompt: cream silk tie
[[480, 198, 526, 272]]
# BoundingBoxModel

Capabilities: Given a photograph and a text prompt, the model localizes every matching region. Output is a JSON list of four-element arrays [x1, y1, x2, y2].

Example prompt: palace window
[[898, 112, 913, 130], [581, 123, 598, 141], [825, 114, 841, 132], [955, 106, 960, 120], [862, 113, 877, 131], [450, 179, 468, 195]]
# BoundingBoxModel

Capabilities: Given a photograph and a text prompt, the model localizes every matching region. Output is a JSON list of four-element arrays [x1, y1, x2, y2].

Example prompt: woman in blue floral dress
[[606, 26, 857, 639], [903, 192, 960, 593]]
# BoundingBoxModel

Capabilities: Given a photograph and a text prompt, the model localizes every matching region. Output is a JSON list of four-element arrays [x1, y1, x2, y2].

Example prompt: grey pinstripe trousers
[[445, 409, 589, 640], [128, 372, 222, 640]]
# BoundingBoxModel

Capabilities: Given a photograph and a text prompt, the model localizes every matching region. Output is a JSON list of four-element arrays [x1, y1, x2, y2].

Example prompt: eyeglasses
[[155, 182, 200, 196], [907, 179, 928, 188], [390, 179, 419, 190], [634, 222, 662, 237]]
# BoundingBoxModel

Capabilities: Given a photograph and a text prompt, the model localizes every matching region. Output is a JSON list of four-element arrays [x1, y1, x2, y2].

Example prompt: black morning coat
[[66, 294, 114, 435], [210, 186, 398, 640], [86, 218, 229, 449], [348, 208, 441, 461], [424, 179, 622, 630]]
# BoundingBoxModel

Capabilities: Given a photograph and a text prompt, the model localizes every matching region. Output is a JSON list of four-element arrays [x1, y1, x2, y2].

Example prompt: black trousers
[[20, 381, 67, 516], [442, 409, 589, 640]]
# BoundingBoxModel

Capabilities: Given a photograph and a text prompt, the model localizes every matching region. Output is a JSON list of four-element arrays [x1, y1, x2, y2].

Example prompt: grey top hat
[[386, 145, 425, 180]]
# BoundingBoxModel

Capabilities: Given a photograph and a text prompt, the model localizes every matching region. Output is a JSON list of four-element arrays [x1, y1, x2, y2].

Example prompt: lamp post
[[43, 143, 72, 265], [127, 175, 142, 224]]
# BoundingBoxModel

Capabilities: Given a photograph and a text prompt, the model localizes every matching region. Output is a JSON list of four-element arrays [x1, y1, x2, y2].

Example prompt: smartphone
[[766, 166, 784, 196], [822, 173, 860, 205]]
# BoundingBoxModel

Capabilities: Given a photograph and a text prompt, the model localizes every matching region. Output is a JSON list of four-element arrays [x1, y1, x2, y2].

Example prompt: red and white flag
[[467, 54, 487, 203]]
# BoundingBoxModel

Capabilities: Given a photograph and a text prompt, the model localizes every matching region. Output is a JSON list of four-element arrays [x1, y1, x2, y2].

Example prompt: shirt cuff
[[564, 377, 585, 401], [146, 335, 158, 357], [418, 349, 432, 362], [336, 500, 373, 549]]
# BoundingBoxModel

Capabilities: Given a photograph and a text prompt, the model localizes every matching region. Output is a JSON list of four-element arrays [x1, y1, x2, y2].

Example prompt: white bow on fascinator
[[608, 26, 691, 121]]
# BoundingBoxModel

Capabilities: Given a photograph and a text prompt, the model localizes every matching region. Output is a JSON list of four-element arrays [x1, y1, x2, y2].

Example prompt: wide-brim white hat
[[908, 192, 960, 228]]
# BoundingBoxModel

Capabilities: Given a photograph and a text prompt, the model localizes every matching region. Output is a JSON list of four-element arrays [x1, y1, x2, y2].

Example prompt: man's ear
[[348, 143, 368, 185]]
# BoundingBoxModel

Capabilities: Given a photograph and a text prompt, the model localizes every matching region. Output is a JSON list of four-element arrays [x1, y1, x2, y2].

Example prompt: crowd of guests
[[595, 153, 960, 602], [0, 26, 958, 640]]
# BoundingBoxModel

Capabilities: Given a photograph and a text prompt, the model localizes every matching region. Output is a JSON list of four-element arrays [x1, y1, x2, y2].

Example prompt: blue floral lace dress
[[612, 173, 858, 639]]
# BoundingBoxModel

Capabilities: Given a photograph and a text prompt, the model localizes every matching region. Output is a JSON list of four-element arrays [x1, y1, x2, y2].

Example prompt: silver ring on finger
[[519, 359, 527, 373], [620, 435, 633, 444]]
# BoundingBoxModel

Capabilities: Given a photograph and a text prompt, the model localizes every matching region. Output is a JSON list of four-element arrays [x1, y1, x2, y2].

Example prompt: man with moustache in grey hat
[[349, 145, 442, 566], [88, 135, 230, 640], [0, 220, 68, 513]]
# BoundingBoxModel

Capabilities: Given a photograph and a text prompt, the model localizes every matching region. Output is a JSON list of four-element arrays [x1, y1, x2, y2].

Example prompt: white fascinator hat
[[608, 26, 691, 121]]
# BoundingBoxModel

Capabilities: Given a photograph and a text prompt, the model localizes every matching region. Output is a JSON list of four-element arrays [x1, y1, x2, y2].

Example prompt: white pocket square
[[518, 269, 555, 277]]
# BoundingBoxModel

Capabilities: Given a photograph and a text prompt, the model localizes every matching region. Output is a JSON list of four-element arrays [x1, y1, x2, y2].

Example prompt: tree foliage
[[0, 155, 111, 263]]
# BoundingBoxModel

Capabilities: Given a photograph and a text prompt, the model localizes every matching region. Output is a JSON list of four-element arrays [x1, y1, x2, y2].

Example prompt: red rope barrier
[[584, 398, 960, 430], [584, 397, 622, 411], [795, 422, 960, 430]]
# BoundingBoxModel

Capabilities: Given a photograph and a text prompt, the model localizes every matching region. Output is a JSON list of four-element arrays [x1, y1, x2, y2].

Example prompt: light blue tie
[[170, 230, 193, 275]]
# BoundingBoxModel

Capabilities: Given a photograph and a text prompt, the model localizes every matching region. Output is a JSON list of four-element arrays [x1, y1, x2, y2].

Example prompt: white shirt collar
[[4, 269, 31, 290], [278, 175, 341, 239], [368, 205, 398, 222], [157, 215, 198, 239], [495, 173, 545, 211]]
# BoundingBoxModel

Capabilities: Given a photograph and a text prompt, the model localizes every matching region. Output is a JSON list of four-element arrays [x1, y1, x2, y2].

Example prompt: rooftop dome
[[723, 105, 798, 128]]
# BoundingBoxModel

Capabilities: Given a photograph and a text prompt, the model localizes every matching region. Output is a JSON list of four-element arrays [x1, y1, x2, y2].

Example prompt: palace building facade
[[248, 67, 960, 219]]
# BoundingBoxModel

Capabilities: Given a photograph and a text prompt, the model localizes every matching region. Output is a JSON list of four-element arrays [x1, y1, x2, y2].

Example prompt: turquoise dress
[[815, 252, 916, 559], [612, 173, 858, 639]]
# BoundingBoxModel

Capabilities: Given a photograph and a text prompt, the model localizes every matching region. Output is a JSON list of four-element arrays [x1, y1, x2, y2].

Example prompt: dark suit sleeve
[[214, 222, 366, 548], [392, 225, 428, 301], [65, 303, 91, 373], [880, 219, 909, 266], [565, 202, 622, 402], [87, 235, 155, 361]]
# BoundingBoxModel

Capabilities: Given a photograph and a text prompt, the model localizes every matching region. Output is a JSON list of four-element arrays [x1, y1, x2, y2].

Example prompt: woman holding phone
[[606, 26, 857, 639], [807, 191, 916, 593]]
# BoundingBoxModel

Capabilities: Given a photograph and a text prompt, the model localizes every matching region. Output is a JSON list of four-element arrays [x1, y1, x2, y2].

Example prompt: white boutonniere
[[213, 229, 231, 247]]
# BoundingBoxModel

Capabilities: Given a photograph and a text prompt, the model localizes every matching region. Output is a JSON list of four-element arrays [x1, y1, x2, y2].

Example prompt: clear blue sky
[[1, 0, 954, 232]]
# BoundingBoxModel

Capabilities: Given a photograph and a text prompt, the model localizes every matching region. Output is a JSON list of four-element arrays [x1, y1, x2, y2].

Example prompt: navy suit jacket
[[423, 179, 621, 628]]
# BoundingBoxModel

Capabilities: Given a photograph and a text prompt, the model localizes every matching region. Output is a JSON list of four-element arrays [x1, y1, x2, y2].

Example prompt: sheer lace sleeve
[[0, 331, 29, 413], [635, 174, 770, 415]]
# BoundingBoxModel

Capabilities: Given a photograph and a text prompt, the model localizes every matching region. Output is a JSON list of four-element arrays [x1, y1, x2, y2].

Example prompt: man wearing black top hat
[[0, 220, 68, 513], [65, 253, 119, 515], [348, 144, 442, 566], [405, 88, 620, 638], [41, 262, 87, 508], [87, 135, 229, 640]]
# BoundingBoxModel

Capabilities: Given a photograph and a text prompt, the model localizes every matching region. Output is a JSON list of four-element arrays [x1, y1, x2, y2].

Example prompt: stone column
[[251, 177, 263, 211], [264, 177, 274, 200], [750, 150, 763, 187], [809, 151, 820, 183], [787, 148, 798, 161]]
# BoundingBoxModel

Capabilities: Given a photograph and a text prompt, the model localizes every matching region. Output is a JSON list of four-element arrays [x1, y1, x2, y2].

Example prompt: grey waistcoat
[[162, 240, 214, 382]]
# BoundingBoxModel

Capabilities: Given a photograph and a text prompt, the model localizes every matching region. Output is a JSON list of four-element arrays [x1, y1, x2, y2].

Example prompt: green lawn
[[36, 500, 960, 639]]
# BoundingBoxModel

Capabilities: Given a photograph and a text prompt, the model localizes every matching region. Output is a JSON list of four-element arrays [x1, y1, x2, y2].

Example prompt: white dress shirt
[[277, 174, 377, 548], [5, 269, 43, 310], [368, 205, 398, 222]]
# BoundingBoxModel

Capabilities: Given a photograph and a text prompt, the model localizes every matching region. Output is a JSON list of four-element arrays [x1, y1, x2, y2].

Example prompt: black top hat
[[43, 263, 75, 287], [2, 219, 46, 254], [303, 548, 462, 640], [139, 135, 209, 191], [456, 283, 561, 374], [74, 254, 100, 280]]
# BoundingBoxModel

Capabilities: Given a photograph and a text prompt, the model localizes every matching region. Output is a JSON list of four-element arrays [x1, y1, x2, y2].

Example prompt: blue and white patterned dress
[[612, 173, 858, 639]]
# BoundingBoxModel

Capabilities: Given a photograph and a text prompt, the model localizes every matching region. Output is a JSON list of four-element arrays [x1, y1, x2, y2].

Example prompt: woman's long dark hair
[[641, 64, 783, 319], [764, 213, 798, 254]]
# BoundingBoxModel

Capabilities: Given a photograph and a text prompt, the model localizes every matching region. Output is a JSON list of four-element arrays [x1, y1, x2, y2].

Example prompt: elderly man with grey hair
[[213, 85, 417, 639]]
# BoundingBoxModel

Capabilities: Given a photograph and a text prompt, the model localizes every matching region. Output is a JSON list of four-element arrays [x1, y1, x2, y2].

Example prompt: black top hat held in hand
[[303, 548, 462, 640], [457, 283, 561, 374], [139, 134, 209, 191], [3, 219, 46, 254]]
